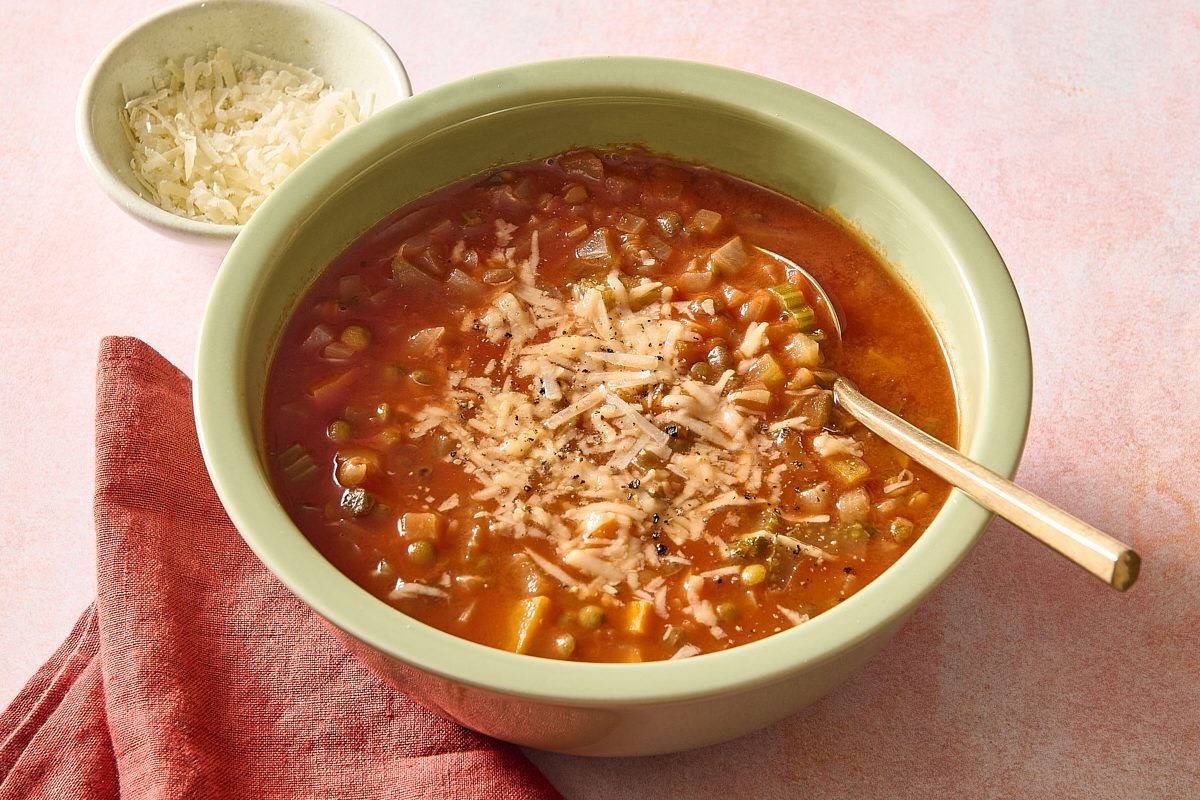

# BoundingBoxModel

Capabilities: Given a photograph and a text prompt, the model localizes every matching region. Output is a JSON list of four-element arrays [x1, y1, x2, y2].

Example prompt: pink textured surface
[[1, 1, 1196, 797]]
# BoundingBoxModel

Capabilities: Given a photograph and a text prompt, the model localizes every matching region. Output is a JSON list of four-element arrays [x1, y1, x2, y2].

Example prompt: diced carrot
[[625, 600, 654, 636], [829, 456, 871, 486], [507, 595, 552, 654]]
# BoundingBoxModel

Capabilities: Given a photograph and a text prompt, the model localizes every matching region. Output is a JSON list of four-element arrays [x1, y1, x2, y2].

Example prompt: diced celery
[[841, 522, 872, 543], [768, 284, 817, 330], [572, 276, 616, 308], [278, 443, 317, 483]]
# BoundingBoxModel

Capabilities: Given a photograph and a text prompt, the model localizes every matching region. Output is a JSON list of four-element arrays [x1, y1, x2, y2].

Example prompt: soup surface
[[264, 150, 957, 662]]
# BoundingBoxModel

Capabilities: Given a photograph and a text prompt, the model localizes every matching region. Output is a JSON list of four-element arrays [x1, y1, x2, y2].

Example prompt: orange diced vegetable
[[829, 457, 871, 486], [626, 600, 654, 635], [506, 595, 552, 654]]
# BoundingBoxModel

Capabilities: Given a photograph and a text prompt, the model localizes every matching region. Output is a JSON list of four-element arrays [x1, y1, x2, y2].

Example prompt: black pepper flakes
[[652, 514, 660, 524], [843, 567, 854, 574], [654, 543, 668, 556], [628, 478, 641, 489]]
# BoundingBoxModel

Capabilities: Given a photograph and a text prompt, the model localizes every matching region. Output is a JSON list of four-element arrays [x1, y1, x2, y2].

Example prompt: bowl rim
[[195, 56, 1032, 705], [75, 0, 412, 242]]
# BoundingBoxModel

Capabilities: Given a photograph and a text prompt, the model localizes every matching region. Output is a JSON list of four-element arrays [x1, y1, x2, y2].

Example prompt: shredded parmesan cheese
[[813, 432, 865, 459], [405, 227, 861, 602], [883, 469, 916, 494], [122, 48, 371, 225]]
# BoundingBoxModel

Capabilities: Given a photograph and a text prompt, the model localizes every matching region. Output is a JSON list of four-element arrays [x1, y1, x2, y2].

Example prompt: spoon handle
[[832, 378, 1140, 591]]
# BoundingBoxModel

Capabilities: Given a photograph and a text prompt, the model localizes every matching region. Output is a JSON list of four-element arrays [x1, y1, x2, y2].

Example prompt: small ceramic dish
[[194, 57, 1033, 756], [76, 0, 411, 249]]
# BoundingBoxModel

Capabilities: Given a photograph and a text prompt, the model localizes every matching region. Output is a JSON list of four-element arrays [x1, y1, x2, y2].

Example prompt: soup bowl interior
[[195, 57, 1031, 755]]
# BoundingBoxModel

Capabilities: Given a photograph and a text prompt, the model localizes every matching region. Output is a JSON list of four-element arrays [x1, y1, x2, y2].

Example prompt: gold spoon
[[756, 246, 1141, 591]]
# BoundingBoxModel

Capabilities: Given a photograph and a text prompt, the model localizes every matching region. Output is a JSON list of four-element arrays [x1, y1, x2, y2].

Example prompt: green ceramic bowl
[[195, 57, 1031, 756]]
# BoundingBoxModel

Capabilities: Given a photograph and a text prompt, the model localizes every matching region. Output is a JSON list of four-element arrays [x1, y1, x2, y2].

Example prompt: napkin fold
[[0, 337, 562, 800]]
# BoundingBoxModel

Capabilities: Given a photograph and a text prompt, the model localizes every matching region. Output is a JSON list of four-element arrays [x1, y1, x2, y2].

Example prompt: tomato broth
[[264, 150, 957, 662]]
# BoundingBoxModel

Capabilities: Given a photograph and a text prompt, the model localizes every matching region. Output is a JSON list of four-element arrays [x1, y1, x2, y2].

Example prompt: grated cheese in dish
[[121, 47, 371, 225]]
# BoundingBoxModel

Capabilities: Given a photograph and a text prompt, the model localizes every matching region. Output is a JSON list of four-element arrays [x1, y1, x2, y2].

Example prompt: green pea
[[578, 604, 605, 629], [689, 361, 713, 383], [340, 325, 371, 351], [740, 563, 767, 586], [890, 517, 915, 543], [554, 633, 577, 659], [716, 601, 739, 622], [406, 540, 437, 566], [326, 419, 351, 443]]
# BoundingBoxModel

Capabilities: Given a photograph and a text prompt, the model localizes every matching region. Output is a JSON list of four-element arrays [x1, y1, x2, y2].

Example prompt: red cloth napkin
[[0, 337, 563, 800]]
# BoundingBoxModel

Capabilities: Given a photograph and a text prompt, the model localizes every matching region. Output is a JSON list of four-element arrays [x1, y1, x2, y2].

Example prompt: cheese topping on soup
[[264, 150, 957, 662]]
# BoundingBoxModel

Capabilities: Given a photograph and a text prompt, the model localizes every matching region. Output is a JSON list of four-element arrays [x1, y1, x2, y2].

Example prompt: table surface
[[2, 1, 1197, 796]]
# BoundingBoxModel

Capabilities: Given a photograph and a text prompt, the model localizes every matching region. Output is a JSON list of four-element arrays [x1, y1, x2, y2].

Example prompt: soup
[[264, 150, 957, 662]]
